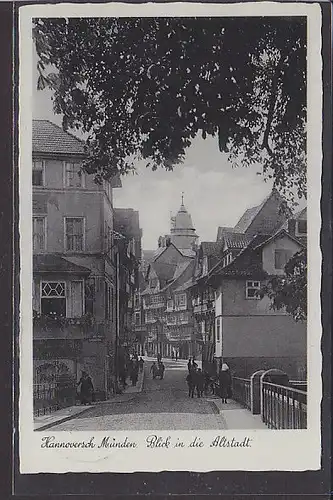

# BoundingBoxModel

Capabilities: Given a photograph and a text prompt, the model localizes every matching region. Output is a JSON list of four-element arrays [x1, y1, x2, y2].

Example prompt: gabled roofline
[[252, 228, 305, 250], [153, 242, 184, 262]]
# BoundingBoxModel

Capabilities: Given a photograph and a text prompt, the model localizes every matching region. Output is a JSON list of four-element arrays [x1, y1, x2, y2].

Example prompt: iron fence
[[33, 382, 77, 417], [262, 382, 307, 429], [232, 377, 251, 409]]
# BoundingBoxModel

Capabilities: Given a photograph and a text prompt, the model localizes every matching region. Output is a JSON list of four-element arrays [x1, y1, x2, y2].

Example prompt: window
[[175, 293, 186, 309], [41, 281, 66, 317], [32, 160, 44, 186], [167, 315, 176, 325], [145, 310, 155, 323], [246, 280, 261, 299], [134, 293, 140, 308], [151, 294, 163, 305], [65, 217, 84, 252], [33, 216, 46, 252], [216, 317, 221, 342], [274, 249, 293, 270], [296, 220, 307, 236], [65, 162, 84, 188], [134, 312, 141, 325], [167, 299, 174, 311]]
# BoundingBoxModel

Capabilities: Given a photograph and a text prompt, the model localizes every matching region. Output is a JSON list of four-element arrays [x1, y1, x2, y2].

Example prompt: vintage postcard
[[18, 2, 322, 474]]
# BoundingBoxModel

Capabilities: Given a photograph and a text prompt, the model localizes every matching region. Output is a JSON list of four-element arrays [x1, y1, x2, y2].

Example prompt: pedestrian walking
[[195, 368, 205, 398], [150, 362, 158, 379], [186, 371, 195, 398], [158, 361, 165, 379], [175, 351, 178, 361], [219, 363, 232, 403], [138, 357, 144, 373], [157, 353, 162, 363], [192, 357, 198, 370], [171, 351, 174, 360], [187, 357, 192, 373], [77, 371, 94, 405]]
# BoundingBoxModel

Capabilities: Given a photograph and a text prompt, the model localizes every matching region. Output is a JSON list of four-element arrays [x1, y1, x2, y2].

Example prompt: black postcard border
[[2, 1, 331, 497]]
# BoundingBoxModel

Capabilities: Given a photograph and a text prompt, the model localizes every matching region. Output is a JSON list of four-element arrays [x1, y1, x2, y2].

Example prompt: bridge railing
[[262, 382, 307, 429], [232, 377, 251, 410]]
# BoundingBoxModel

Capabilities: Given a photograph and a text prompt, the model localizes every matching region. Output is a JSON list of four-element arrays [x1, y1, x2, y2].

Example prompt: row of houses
[[134, 190, 307, 380], [32, 120, 142, 398]]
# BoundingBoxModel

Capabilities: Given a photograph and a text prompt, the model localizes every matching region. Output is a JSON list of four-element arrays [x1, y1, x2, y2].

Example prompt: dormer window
[[295, 220, 307, 236], [222, 253, 233, 267]]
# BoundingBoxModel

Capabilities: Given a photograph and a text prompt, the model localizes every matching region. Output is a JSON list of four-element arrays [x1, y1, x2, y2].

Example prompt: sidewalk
[[34, 368, 145, 431], [209, 398, 268, 430]]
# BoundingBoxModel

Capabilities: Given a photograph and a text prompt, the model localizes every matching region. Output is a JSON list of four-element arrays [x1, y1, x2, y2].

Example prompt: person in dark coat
[[187, 358, 192, 373], [158, 361, 165, 379], [77, 371, 94, 405], [150, 362, 158, 379], [130, 360, 139, 386], [219, 363, 232, 403], [138, 357, 144, 373], [192, 358, 198, 370], [195, 368, 205, 398], [186, 371, 195, 398]]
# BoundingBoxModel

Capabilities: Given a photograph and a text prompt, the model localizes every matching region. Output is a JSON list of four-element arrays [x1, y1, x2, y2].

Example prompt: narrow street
[[51, 358, 227, 431]]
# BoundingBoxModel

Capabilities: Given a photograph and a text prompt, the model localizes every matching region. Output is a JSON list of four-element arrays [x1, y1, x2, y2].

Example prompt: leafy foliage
[[260, 249, 307, 321], [33, 17, 306, 198]]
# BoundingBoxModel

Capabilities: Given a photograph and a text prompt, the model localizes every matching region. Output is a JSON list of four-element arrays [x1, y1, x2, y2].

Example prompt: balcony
[[33, 313, 106, 340]]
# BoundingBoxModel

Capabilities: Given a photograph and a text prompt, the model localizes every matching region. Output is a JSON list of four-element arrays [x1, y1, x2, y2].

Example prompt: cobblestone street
[[51, 359, 228, 431]]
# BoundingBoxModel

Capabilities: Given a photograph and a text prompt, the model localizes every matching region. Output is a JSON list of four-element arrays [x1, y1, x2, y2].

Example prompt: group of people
[[150, 354, 165, 379], [186, 358, 232, 403], [126, 354, 145, 387], [186, 357, 205, 398]]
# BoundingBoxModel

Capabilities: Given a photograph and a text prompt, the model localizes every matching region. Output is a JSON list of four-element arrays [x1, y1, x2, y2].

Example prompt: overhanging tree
[[260, 249, 307, 322], [33, 17, 306, 200]]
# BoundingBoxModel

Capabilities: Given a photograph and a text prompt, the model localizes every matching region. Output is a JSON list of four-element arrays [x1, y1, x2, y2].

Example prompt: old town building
[[207, 190, 307, 379], [32, 119, 140, 401], [141, 198, 199, 358]]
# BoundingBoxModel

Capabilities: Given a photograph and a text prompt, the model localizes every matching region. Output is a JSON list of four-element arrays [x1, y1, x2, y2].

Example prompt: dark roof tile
[[32, 120, 85, 156]]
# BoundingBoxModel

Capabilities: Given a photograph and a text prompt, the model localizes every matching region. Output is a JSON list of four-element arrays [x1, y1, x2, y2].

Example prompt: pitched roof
[[216, 226, 238, 241], [151, 261, 178, 283], [221, 231, 251, 250], [207, 234, 270, 282], [233, 205, 262, 233], [33, 255, 91, 275], [32, 120, 86, 156], [178, 248, 196, 258], [252, 229, 304, 250]]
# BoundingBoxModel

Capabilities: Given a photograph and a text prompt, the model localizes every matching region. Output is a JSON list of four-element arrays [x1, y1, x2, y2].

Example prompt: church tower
[[170, 193, 198, 251]]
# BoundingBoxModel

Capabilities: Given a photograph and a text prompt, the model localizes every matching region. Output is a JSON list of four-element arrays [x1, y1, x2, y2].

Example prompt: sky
[[33, 57, 276, 250]]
